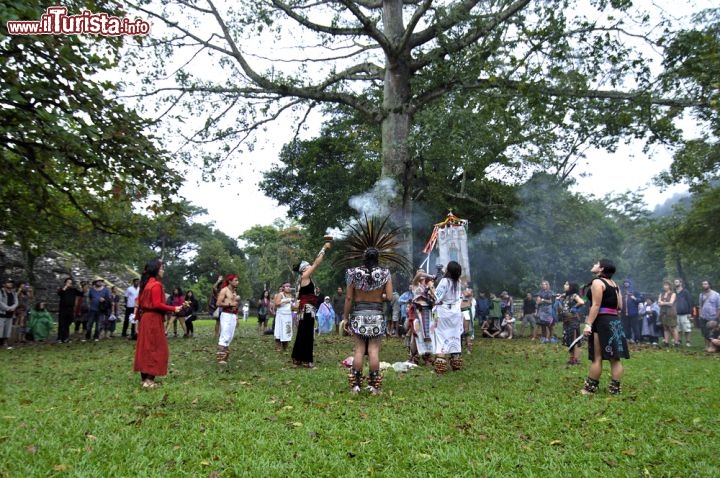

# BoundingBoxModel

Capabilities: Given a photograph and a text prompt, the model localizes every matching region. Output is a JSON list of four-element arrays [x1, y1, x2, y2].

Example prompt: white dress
[[432, 278, 463, 355], [274, 299, 293, 342]]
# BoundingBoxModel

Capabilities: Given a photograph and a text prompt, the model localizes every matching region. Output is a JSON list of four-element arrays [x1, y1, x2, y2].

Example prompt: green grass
[[1, 320, 718, 477]]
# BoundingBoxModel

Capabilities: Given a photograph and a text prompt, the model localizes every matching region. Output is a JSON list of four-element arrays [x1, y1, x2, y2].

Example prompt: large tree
[[124, 0, 711, 261], [1, 0, 183, 277]]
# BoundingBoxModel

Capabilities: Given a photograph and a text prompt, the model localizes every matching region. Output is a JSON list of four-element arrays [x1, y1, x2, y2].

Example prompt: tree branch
[[270, 0, 367, 36], [410, 0, 531, 72], [335, 0, 391, 51]]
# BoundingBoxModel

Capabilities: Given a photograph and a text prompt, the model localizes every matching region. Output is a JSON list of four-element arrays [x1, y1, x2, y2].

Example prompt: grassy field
[[1, 319, 718, 477]]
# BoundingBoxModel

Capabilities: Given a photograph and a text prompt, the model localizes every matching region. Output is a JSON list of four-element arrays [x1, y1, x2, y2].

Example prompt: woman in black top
[[290, 239, 332, 368], [581, 259, 629, 395]]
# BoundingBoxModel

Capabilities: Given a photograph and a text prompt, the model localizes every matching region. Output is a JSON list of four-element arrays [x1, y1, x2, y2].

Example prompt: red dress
[[133, 278, 175, 376]]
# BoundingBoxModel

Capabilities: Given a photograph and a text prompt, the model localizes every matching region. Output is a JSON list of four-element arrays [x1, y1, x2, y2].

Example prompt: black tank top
[[299, 279, 315, 296], [586, 277, 619, 309]]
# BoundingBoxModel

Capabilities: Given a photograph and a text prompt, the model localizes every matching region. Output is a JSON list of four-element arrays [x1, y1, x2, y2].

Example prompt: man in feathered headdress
[[335, 215, 411, 395]]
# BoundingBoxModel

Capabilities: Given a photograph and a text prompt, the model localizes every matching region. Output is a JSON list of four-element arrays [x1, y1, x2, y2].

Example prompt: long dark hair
[[445, 261, 462, 293], [565, 282, 580, 296], [139, 259, 163, 296]]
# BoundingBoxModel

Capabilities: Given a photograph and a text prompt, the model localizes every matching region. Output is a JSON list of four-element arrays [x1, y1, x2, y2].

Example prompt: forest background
[[1, 0, 719, 307]]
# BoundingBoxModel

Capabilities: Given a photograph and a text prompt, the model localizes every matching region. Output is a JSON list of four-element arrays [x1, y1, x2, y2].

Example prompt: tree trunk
[[381, 0, 414, 272]]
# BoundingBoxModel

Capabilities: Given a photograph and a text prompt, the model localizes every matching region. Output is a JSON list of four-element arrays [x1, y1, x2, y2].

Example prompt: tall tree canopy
[[124, 0, 712, 263]]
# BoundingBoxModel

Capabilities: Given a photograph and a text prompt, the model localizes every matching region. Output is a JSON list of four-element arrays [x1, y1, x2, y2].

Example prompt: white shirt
[[125, 285, 139, 308]]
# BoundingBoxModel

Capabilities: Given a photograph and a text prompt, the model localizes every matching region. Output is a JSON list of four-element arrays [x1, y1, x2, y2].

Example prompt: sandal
[[142, 380, 161, 388], [304, 362, 315, 369]]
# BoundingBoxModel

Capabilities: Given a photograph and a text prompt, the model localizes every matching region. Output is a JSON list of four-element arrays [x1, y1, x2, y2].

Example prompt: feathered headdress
[[333, 215, 412, 273]]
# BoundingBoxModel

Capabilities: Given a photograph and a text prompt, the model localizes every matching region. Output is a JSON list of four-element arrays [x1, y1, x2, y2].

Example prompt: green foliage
[[259, 115, 381, 238], [2, 323, 718, 477], [0, 0, 183, 268], [657, 8, 720, 192]]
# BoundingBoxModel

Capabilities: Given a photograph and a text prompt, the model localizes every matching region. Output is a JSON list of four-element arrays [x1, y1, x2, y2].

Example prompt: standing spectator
[[658, 281, 679, 348], [183, 290, 199, 337], [433, 261, 464, 374], [274, 283, 294, 351], [85, 278, 111, 342], [122, 278, 140, 340], [536, 281, 555, 343], [674, 278, 693, 347], [27, 302, 54, 342], [331, 287, 345, 335], [165, 287, 187, 337], [242, 301, 250, 322], [216, 275, 240, 365], [133, 259, 183, 388], [621, 279, 642, 343], [317, 296, 335, 334], [698, 280, 720, 351], [398, 284, 413, 338], [74, 281, 89, 335], [56, 277, 81, 343], [15, 282, 33, 343], [210, 275, 223, 338], [559, 282, 585, 365], [475, 292, 490, 329], [290, 238, 332, 369], [520, 292, 538, 340], [581, 259, 628, 395], [388, 291, 400, 336], [257, 290, 271, 336], [641, 297, 660, 346], [0, 278, 19, 349], [461, 287, 475, 350], [104, 286, 120, 339], [487, 292, 502, 332]]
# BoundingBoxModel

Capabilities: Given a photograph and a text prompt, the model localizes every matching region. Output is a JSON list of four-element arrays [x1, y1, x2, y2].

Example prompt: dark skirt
[[133, 311, 169, 376], [588, 314, 630, 361], [291, 311, 315, 363]]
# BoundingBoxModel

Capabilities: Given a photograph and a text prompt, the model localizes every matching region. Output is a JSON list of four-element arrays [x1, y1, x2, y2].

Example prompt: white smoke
[[324, 226, 346, 239], [348, 177, 397, 218]]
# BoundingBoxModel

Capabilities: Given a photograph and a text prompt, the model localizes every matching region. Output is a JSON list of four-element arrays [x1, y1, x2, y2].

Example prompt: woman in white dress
[[432, 261, 464, 373], [273, 283, 294, 351]]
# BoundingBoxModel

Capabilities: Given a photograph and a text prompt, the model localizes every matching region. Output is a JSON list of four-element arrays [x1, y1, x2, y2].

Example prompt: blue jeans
[[85, 310, 105, 340]]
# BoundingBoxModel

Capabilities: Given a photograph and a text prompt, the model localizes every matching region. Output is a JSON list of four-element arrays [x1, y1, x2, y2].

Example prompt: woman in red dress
[[133, 259, 182, 388]]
